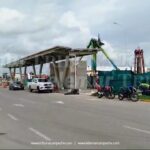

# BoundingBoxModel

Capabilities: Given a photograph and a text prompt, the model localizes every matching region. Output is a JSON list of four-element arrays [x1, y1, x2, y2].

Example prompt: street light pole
[[70, 53, 77, 89]]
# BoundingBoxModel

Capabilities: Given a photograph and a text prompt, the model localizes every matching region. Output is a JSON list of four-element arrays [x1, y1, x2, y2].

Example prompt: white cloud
[[38, 10, 92, 48], [0, 0, 150, 74], [60, 11, 80, 28], [0, 8, 24, 22], [60, 11, 90, 34], [138, 41, 150, 66], [0, 8, 25, 34], [102, 41, 117, 59]]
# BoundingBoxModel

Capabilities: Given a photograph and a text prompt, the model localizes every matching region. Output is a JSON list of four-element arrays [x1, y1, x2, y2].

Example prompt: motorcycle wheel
[[118, 93, 124, 100], [131, 93, 139, 102], [107, 92, 115, 99], [98, 92, 103, 98]]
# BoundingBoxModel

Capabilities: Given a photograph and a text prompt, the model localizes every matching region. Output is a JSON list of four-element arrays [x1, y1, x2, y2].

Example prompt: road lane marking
[[13, 104, 24, 107], [19, 98, 35, 104], [87, 98, 99, 101], [123, 125, 150, 135], [55, 101, 64, 104], [7, 113, 18, 121], [29, 127, 51, 141]]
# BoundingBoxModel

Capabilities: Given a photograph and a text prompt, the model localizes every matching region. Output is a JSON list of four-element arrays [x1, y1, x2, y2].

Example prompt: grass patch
[[139, 95, 150, 101]]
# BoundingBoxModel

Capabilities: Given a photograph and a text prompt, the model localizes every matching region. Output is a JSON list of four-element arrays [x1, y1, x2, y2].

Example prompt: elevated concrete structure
[[4, 46, 98, 89]]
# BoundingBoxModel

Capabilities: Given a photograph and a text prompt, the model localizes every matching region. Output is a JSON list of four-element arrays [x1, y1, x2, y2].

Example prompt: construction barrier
[[98, 70, 150, 94], [2, 82, 9, 88]]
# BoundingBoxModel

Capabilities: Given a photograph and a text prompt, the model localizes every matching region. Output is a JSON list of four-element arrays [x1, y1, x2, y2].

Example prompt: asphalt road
[[0, 88, 150, 149]]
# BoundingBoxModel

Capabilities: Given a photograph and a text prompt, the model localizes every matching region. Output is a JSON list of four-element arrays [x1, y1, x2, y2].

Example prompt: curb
[[140, 100, 150, 103]]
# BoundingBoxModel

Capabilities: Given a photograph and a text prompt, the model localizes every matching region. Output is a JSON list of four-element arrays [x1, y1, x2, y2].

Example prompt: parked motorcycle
[[97, 85, 115, 99], [118, 86, 139, 102], [139, 83, 150, 96]]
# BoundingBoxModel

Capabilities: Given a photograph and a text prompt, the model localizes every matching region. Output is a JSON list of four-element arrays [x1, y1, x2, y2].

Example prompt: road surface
[[0, 88, 150, 149]]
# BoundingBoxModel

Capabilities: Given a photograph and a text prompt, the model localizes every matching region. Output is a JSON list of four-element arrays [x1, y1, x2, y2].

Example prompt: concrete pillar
[[62, 57, 70, 88], [49, 62, 54, 79], [19, 67, 22, 81], [13, 68, 16, 79], [53, 62, 61, 89], [39, 63, 43, 77], [9, 68, 13, 80], [24, 66, 27, 79], [32, 65, 36, 76]]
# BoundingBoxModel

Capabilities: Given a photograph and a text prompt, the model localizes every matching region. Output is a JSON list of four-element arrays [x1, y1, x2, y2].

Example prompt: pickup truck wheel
[[37, 86, 40, 93], [49, 90, 52, 93], [29, 86, 32, 92]]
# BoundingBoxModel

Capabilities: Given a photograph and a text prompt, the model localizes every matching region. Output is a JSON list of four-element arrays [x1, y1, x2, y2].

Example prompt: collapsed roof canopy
[[4, 46, 98, 68]]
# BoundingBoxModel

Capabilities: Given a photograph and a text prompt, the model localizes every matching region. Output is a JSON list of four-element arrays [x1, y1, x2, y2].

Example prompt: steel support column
[[24, 66, 27, 79], [9, 67, 13, 80], [39, 63, 43, 77], [19, 67, 22, 81], [13, 67, 16, 79], [32, 65, 36, 76]]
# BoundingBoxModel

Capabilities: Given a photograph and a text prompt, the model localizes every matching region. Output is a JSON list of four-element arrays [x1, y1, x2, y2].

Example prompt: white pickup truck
[[29, 78, 54, 93]]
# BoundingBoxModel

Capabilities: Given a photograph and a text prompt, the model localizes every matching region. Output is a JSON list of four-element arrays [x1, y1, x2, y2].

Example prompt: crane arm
[[100, 47, 119, 70], [87, 36, 119, 70]]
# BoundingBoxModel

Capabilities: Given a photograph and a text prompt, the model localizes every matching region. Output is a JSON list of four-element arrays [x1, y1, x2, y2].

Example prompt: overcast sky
[[0, 0, 150, 74]]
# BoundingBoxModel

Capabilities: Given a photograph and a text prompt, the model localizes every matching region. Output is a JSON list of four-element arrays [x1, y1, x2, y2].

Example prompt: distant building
[[87, 66, 150, 75], [87, 66, 132, 75]]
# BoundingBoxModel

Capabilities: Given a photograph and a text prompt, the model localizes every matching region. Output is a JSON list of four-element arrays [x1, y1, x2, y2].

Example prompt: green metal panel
[[91, 53, 97, 72], [98, 70, 150, 93], [110, 80, 133, 94], [23, 79, 28, 87], [98, 70, 134, 93], [134, 72, 150, 87]]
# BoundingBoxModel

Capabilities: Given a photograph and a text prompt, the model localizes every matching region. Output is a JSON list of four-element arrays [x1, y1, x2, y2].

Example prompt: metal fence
[[98, 70, 150, 94]]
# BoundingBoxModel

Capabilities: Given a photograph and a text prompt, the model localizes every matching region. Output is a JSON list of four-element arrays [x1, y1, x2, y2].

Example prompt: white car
[[29, 78, 54, 93]]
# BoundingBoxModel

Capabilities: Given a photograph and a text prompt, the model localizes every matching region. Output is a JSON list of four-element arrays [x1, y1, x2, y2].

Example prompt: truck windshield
[[38, 79, 48, 82]]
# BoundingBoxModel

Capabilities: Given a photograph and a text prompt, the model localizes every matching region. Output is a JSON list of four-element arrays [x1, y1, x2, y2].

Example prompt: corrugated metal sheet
[[98, 70, 150, 93]]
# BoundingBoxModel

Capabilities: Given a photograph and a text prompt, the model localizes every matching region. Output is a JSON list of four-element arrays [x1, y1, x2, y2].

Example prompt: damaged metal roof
[[4, 46, 98, 68]]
